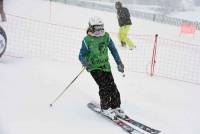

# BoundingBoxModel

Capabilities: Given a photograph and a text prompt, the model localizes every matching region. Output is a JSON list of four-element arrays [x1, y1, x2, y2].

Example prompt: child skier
[[115, 1, 135, 50], [79, 16, 126, 119]]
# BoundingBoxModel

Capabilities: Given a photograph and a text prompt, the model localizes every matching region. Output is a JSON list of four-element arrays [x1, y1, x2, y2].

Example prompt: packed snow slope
[[1, 0, 200, 134]]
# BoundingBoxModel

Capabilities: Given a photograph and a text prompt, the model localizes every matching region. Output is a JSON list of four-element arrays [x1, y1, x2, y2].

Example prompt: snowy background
[[0, 0, 200, 134]]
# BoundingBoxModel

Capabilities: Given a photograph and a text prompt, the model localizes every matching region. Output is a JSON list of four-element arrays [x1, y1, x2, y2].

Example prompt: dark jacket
[[116, 7, 132, 27]]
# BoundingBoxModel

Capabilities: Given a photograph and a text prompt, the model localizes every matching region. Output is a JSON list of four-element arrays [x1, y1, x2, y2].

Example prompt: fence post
[[150, 34, 158, 76]]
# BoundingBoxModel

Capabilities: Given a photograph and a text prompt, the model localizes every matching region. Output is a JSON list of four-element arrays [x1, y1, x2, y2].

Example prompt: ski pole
[[49, 67, 85, 107]]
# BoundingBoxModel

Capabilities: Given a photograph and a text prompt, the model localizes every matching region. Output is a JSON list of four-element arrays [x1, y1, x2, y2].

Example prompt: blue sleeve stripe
[[83, 40, 88, 50], [108, 38, 121, 64]]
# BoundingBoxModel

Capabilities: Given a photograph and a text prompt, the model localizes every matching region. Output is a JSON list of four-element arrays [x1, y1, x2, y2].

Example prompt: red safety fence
[[1, 14, 200, 85]]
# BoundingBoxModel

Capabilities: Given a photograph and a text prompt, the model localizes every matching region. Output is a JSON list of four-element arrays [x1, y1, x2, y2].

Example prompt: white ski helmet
[[88, 16, 105, 37], [88, 16, 104, 26]]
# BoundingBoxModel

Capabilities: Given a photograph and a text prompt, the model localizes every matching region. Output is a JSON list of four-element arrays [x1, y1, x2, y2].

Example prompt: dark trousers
[[90, 70, 121, 110]]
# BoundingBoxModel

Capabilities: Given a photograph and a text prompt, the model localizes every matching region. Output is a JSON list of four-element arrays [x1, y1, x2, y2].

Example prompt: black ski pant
[[90, 70, 121, 110]]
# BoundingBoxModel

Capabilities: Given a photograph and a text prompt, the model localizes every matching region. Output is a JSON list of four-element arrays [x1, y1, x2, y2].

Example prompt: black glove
[[117, 62, 124, 73]]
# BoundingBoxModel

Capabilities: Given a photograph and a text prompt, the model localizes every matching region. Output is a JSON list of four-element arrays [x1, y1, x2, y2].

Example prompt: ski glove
[[117, 62, 124, 73]]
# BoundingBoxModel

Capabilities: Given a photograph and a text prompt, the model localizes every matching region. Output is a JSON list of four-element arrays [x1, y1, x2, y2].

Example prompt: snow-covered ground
[[1, 57, 200, 134], [1, 0, 200, 134], [3, 0, 200, 44], [127, 4, 200, 22], [169, 6, 200, 21]]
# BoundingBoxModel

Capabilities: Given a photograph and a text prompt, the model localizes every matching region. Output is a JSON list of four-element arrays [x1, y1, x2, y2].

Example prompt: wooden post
[[0, 0, 6, 22]]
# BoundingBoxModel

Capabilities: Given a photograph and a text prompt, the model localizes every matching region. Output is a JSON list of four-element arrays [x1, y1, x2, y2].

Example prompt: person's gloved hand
[[117, 62, 124, 73]]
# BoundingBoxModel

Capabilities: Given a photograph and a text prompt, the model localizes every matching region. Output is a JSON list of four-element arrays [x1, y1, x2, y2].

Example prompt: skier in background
[[79, 16, 126, 119], [115, 1, 135, 50], [0, 0, 6, 22]]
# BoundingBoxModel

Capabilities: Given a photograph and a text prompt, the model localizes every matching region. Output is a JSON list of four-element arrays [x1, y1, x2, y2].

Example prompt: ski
[[117, 115, 161, 134], [87, 102, 143, 134]]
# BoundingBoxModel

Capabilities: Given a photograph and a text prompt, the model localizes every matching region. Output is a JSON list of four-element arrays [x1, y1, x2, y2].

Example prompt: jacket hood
[[115, 1, 122, 9]]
